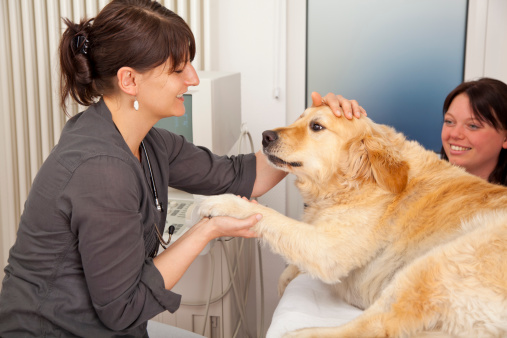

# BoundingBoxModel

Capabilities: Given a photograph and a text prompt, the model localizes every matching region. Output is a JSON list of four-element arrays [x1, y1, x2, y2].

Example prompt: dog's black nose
[[262, 130, 278, 148]]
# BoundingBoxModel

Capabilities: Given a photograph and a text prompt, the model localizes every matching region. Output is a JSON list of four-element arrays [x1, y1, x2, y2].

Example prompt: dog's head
[[262, 106, 409, 194]]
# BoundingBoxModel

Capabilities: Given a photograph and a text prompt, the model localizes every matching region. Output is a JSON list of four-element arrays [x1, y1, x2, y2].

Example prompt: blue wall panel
[[307, 0, 467, 151]]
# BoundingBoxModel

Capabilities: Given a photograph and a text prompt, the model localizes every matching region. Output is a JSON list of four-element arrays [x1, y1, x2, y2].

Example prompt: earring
[[134, 97, 139, 111]]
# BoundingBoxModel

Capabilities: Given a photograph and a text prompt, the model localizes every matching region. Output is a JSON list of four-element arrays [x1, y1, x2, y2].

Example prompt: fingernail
[[256, 214, 263, 221]]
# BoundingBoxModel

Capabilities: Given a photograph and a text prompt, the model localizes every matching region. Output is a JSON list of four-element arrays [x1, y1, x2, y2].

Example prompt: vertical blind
[[0, 0, 209, 274]]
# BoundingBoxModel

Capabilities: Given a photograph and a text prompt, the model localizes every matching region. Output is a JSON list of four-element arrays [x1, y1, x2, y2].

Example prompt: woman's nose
[[449, 125, 464, 139], [185, 63, 200, 87]]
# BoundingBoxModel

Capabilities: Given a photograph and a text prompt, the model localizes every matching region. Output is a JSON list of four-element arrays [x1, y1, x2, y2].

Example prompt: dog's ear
[[343, 126, 408, 194], [363, 132, 409, 193]]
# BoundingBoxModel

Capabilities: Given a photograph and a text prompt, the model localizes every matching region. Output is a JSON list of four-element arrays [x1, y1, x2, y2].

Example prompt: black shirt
[[0, 99, 256, 337]]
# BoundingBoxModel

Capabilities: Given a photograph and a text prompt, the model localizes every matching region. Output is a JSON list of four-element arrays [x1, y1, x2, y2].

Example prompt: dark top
[[0, 99, 256, 337]]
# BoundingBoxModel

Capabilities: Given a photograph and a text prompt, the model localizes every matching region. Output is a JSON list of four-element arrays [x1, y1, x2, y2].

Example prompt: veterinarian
[[440, 78, 507, 186], [0, 1, 363, 336]]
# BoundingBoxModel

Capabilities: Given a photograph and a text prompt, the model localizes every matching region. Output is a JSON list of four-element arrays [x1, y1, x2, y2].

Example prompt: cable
[[237, 123, 254, 156], [180, 237, 245, 307], [232, 236, 258, 338], [231, 238, 250, 338], [220, 237, 250, 338], [257, 241, 265, 338], [239, 125, 266, 338], [201, 250, 215, 336]]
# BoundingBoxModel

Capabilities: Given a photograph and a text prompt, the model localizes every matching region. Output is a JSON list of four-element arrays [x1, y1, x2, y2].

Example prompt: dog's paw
[[197, 194, 253, 219], [278, 264, 301, 296]]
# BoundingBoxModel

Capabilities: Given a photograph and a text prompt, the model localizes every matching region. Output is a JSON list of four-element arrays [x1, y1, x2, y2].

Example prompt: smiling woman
[[440, 78, 507, 185]]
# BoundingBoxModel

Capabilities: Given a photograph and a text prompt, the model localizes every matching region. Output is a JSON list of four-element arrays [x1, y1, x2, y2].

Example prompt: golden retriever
[[198, 106, 507, 337]]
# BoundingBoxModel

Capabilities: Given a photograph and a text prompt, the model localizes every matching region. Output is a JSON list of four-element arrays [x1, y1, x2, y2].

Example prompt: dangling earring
[[134, 97, 139, 111]]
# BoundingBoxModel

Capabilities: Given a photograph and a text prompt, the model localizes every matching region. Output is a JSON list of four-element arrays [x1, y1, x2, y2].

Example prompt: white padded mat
[[266, 274, 363, 338]]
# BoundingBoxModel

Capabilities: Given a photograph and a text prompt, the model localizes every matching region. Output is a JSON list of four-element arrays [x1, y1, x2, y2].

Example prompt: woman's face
[[441, 93, 507, 180], [137, 59, 199, 119]]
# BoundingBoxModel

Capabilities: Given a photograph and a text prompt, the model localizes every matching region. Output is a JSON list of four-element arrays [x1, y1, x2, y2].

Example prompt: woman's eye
[[310, 122, 324, 131]]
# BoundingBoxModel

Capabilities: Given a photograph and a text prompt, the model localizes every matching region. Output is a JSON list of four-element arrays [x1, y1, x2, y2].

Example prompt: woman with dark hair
[[329, 77, 507, 186], [440, 77, 507, 186], [0, 0, 358, 336]]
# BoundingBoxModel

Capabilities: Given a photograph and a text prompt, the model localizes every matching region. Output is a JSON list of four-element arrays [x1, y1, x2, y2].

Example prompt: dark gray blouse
[[0, 99, 256, 337]]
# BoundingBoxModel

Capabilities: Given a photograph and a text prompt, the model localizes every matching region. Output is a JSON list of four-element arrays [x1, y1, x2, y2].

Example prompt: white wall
[[208, 0, 290, 333], [465, 0, 507, 82]]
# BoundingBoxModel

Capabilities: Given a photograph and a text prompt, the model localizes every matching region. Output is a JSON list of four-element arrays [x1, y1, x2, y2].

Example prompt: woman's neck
[[466, 163, 495, 182], [103, 95, 153, 161]]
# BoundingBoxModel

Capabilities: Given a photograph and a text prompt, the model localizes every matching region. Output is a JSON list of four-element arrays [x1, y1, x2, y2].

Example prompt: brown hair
[[440, 78, 507, 185], [59, 0, 195, 115]]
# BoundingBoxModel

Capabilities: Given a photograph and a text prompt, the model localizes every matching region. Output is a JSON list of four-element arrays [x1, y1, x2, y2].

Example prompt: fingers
[[330, 94, 356, 120], [239, 195, 259, 204], [311, 92, 324, 107], [312, 91, 367, 120], [347, 98, 367, 118], [324, 93, 346, 118], [243, 213, 263, 238], [311, 92, 344, 117], [209, 214, 262, 239]]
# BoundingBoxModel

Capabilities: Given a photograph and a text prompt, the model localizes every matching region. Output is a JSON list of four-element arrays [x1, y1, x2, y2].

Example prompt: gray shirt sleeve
[[152, 128, 257, 198]]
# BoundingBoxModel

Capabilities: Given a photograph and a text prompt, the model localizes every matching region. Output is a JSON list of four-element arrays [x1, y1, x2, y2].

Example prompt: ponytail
[[59, 18, 95, 115]]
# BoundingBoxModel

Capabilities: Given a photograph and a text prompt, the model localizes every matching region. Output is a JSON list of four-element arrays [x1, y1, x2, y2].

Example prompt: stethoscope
[[112, 122, 163, 213], [140, 141, 163, 213], [113, 120, 171, 250], [141, 141, 174, 249]]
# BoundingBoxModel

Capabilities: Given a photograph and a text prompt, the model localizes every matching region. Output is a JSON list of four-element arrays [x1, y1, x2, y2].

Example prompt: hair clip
[[74, 35, 89, 55]]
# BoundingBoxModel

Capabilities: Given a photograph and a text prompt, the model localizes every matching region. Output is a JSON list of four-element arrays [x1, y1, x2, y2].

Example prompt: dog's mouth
[[266, 154, 302, 168]]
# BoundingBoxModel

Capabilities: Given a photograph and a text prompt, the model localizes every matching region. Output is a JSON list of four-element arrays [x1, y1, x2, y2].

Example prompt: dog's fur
[[198, 106, 507, 337]]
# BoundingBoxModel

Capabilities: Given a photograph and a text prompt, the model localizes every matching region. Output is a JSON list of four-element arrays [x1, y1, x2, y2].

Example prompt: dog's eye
[[310, 122, 325, 131]]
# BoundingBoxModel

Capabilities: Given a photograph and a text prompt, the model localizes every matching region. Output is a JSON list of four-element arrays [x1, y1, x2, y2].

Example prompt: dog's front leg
[[198, 194, 378, 284], [198, 194, 262, 220], [278, 264, 301, 296]]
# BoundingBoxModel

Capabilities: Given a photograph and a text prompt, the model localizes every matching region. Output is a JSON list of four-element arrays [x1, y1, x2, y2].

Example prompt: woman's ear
[[502, 132, 507, 149], [117, 67, 137, 96]]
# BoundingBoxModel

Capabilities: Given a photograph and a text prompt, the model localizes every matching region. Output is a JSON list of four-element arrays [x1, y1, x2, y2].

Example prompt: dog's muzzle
[[262, 130, 302, 168]]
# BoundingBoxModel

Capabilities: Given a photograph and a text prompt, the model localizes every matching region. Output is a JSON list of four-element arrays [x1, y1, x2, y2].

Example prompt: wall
[[465, 0, 507, 82], [207, 0, 289, 334], [307, 0, 467, 153]]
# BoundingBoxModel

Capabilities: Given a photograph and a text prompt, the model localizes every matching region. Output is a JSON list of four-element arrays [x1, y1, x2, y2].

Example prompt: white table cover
[[266, 274, 363, 338]]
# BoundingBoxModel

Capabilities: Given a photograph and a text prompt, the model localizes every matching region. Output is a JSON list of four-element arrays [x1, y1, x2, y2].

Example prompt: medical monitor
[[155, 71, 241, 156]]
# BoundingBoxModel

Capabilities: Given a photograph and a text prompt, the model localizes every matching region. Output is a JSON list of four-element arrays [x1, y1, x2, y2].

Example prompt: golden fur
[[198, 106, 507, 337]]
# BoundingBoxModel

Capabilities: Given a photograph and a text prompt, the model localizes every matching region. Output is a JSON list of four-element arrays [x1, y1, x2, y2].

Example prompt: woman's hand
[[204, 213, 261, 240], [154, 212, 260, 290], [311, 92, 366, 119], [200, 196, 260, 239]]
